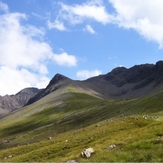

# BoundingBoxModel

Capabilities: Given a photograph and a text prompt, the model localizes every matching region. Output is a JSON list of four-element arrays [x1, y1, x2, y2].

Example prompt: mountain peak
[[48, 73, 71, 88], [26, 74, 72, 106], [54, 73, 70, 80], [110, 66, 127, 75]]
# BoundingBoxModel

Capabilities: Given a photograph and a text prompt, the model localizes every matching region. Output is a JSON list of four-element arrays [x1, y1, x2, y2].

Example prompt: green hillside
[[0, 89, 163, 162]]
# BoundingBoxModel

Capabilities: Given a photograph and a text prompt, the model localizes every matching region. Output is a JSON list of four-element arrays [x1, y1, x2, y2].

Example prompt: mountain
[[0, 88, 40, 115], [26, 74, 73, 105], [84, 60, 163, 99], [27, 61, 163, 106], [26, 73, 102, 105], [1, 61, 163, 114]]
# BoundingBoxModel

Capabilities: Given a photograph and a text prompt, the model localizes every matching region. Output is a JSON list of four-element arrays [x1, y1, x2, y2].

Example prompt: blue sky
[[0, 0, 163, 95]]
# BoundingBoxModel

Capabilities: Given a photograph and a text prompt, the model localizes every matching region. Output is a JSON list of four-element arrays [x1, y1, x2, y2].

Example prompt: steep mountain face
[[26, 74, 73, 105], [26, 61, 163, 106], [0, 88, 40, 115], [85, 61, 163, 99]]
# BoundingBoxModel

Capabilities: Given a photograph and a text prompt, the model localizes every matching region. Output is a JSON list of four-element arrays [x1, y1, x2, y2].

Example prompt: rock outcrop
[[0, 88, 40, 115]]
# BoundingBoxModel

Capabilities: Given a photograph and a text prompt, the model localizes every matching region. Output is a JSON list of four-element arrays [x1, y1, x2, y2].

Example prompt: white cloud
[[51, 0, 113, 29], [0, 1, 9, 13], [109, 0, 163, 48], [0, 13, 51, 74], [48, 0, 163, 47], [47, 20, 67, 31], [83, 25, 96, 34], [0, 8, 77, 95], [0, 66, 49, 95], [53, 52, 77, 67], [77, 69, 102, 80]]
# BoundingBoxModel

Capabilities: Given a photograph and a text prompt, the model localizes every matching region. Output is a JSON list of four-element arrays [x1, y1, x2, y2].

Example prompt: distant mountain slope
[[26, 73, 102, 105], [0, 88, 40, 115], [27, 61, 163, 106], [26, 74, 72, 105], [85, 61, 163, 99]]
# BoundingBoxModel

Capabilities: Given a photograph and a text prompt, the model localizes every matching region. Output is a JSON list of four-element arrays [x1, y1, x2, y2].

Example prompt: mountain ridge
[[84, 61, 163, 99], [26, 60, 163, 107], [1, 60, 163, 115]]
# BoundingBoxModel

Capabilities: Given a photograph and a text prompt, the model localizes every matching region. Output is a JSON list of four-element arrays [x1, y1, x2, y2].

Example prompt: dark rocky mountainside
[[27, 61, 163, 106], [0, 88, 40, 115], [84, 61, 163, 99]]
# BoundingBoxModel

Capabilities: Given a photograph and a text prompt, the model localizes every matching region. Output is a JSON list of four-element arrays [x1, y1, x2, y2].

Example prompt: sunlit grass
[[0, 91, 163, 162]]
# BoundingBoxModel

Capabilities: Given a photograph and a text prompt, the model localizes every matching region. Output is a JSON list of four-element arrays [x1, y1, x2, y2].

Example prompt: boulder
[[81, 147, 94, 158]]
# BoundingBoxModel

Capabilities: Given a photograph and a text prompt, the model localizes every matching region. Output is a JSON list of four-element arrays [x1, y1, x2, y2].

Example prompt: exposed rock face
[[15, 88, 41, 106], [0, 88, 40, 115], [85, 61, 163, 99]]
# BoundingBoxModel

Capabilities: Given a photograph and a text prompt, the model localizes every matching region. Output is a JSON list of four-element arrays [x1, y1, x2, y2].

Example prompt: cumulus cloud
[[76, 69, 102, 80], [109, 0, 163, 48], [83, 25, 96, 34], [53, 0, 112, 25], [47, 19, 67, 31], [0, 66, 49, 95], [0, 5, 77, 95], [0, 13, 51, 74], [53, 52, 77, 67]]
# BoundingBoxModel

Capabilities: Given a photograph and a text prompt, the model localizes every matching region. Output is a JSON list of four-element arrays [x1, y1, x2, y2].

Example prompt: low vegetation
[[0, 90, 163, 162]]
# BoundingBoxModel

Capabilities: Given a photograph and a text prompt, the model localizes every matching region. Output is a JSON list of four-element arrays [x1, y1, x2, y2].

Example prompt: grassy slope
[[0, 89, 163, 162]]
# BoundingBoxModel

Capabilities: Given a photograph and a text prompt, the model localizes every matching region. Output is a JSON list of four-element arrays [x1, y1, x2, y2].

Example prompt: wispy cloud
[[58, 0, 111, 25], [50, 0, 163, 48], [76, 69, 102, 80], [49, 0, 113, 31], [0, 1, 9, 13], [47, 20, 67, 31], [83, 25, 96, 34]]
